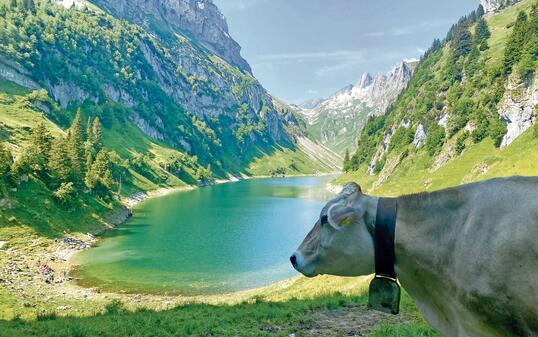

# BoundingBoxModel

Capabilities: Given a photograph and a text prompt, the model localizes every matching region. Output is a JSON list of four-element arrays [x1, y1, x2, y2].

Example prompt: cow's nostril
[[290, 254, 297, 267]]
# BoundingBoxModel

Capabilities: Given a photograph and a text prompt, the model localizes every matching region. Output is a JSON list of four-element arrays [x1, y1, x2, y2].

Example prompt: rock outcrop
[[92, 0, 251, 74], [498, 77, 537, 147], [480, 0, 519, 13], [0, 58, 40, 90]]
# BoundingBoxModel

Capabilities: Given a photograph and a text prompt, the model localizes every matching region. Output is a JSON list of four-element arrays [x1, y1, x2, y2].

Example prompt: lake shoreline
[[66, 174, 342, 296], [0, 174, 342, 319]]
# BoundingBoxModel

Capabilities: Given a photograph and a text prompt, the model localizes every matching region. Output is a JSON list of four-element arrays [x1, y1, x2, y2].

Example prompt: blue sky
[[213, 0, 479, 103]]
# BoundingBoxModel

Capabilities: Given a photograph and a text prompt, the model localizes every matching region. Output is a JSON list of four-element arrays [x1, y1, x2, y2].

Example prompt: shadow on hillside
[[0, 294, 364, 337], [0, 290, 437, 337]]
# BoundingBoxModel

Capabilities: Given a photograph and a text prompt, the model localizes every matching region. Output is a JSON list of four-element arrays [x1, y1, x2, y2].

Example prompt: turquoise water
[[72, 176, 334, 295]]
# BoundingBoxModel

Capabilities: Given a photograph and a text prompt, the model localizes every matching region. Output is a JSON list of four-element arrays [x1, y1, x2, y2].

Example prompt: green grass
[[0, 78, 30, 96], [247, 145, 333, 176], [485, 0, 534, 62], [337, 127, 538, 196], [0, 286, 438, 337], [0, 294, 364, 337], [0, 177, 115, 237]]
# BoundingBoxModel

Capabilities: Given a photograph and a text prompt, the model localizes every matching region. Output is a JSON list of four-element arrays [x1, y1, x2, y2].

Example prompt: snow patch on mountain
[[293, 60, 417, 154], [297, 60, 416, 125]]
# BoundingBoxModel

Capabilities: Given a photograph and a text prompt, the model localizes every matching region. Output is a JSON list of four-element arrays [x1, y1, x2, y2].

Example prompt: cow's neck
[[392, 191, 465, 321]]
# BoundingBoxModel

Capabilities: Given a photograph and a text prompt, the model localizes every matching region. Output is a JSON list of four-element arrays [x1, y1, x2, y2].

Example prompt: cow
[[290, 177, 538, 337]]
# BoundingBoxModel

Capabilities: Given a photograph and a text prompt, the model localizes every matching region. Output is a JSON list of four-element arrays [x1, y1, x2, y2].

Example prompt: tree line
[[0, 110, 115, 205]]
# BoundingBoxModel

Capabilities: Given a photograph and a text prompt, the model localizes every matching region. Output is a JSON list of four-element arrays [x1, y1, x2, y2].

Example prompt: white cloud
[[390, 19, 454, 36], [252, 49, 366, 69], [362, 31, 385, 38], [307, 89, 318, 95], [314, 59, 366, 77]]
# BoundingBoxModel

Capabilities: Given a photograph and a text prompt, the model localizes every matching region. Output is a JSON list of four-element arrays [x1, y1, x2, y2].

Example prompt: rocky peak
[[356, 73, 373, 89], [392, 61, 413, 82], [296, 59, 417, 154], [92, 0, 252, 74], [331, 84, 354, 98]]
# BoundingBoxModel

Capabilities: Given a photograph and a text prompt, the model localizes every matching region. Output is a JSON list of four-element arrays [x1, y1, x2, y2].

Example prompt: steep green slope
[[0, 0, 327, 179], [306, 103, 372, 155], [343, 0, 538, 189], [0, 0, 337, 233]]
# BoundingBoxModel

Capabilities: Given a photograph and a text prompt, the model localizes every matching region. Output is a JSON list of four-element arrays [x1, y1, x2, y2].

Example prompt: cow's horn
[[340, 182, 361, 196]]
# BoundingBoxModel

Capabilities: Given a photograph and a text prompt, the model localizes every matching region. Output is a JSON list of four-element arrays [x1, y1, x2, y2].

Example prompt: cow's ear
[[327, 203, 357, 230]]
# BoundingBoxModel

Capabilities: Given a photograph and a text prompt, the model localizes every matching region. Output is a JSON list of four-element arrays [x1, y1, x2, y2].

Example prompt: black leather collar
[[374, 198, 398, 279]]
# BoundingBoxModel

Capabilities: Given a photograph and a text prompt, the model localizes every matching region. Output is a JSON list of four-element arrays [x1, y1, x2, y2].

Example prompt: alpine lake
[[72, 176, 335, 295]]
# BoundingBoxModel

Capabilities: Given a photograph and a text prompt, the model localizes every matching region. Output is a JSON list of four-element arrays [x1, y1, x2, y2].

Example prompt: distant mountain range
[[295, 60, 418, 155]]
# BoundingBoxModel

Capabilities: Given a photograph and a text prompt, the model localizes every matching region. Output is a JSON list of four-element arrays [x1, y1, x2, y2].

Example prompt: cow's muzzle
[[290, 251, 317, 277]]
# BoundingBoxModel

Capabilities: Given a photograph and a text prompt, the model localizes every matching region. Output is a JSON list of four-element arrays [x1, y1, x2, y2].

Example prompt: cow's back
[[396, 176, 538, 337], [455, 177, 538, 336]]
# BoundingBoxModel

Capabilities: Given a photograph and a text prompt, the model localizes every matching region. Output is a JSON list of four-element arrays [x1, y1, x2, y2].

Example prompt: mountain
[[295, 60, 417, 155], [0, 0, 342, 243], [90, 0, 252, 74], [0, 0, 338, 183], [341, 0, 538, 191]]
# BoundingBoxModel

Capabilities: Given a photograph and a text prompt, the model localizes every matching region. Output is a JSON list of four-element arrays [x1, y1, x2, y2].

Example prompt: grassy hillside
[[337, 126, 538, 195], [0, 290, 438, 337], [307, 104, 372, 156], [343, 0, 538, 190]]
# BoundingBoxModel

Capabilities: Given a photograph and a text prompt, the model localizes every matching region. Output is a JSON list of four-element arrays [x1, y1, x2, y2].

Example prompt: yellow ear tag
[[341, 217, 351, 227]]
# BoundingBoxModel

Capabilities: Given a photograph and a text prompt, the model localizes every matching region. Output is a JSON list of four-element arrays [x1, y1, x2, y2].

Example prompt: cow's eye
[[320, 215, 328, 226]]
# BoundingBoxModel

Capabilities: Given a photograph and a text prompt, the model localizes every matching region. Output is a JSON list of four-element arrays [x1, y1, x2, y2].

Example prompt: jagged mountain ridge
[[296, 60, 417, 154]]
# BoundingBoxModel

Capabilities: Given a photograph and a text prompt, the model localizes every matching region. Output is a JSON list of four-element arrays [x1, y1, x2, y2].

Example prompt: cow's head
[[290, 182, 378, 277]]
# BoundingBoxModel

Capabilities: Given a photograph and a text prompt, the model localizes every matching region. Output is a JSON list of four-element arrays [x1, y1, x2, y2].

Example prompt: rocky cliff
[[296, 60, 417, 154], [480, 0, 520, 13], [0, 0, 312, 177], [92, 0, 252, 74]]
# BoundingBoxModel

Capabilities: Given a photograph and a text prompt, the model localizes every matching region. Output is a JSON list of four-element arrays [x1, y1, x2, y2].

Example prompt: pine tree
[[475, 18, 491, 50], [66, 109, 86, 181], [48, 137, 72, 183], [453, 26, 473, 59], [477, 4, 485, 17], [29, 122, 53, 159], [0, 143, 14, 195], [343, 149, 350, 172], [91, 117, 103, 152], [503, 11, 529, 76], [11, 144, 41, 179], [10, 0, 16, 9], [85, 150, 114, 196]]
